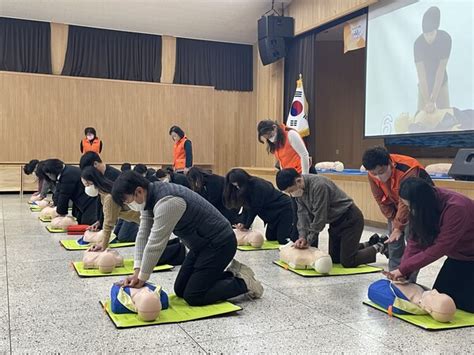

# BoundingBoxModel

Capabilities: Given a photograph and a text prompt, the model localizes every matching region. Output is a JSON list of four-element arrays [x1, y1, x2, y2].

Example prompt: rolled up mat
[[237, 240, 281, 251], [273, 260, 382, 277], [72, 259, 173, 277], [363, 301, 474, 331], [67, 225, 90, 235], [101, 294, 241, 328], [46, 225, 67, 233], [60, 239, 135, 251]]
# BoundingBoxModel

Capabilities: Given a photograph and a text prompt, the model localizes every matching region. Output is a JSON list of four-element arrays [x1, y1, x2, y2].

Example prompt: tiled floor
[[0, 194, 471, 354]]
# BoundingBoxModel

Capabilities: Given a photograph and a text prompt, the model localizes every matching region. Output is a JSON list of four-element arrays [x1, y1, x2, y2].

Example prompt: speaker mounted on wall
[[257, 15, 294, 66]]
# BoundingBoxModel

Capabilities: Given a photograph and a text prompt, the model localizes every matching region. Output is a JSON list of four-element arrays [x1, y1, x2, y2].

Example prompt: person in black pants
[[42, 159, 97, 224], [186, 167, 239, 224], [223, 168, 298, 244], [111, 172, 263, 306]]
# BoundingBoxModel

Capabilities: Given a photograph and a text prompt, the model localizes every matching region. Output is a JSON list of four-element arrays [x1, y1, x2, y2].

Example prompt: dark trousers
[[328, 204, 377, 268], [75, 202, 98, 225], [113, 219, 139, 242], [158, 238, 186, 266], [265, 207, 299, 244], [174, 234, 247, 306], [433, 258, 474, 313]]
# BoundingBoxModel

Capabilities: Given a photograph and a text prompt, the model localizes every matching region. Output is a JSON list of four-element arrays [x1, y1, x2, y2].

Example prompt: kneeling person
[[276, 168, 385, 268], [111, 171, 263, 306]]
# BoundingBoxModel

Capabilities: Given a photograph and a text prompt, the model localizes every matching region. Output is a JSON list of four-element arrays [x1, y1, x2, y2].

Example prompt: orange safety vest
[[82, 137, 101, 154], [173, 136, 188, 170], [368, 154, 427, 205], [274, 125, 302, 173]]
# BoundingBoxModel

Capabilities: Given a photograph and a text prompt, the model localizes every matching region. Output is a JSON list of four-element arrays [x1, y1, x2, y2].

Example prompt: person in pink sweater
[[385, 177, 474, 312]]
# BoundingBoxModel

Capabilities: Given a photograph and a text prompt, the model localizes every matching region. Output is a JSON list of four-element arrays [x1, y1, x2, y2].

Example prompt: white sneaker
[[236, 263, 263, 299], [226, 259, 243, 277]]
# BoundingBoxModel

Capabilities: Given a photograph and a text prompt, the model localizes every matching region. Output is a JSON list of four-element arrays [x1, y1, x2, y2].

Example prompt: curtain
[[173, 38, 253, 91], [284, 32, 317, 156], [62, 26, 162, 82], [0, 17, 52, 73]]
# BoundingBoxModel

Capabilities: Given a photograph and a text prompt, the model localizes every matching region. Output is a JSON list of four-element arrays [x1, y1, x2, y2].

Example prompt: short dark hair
[[121, 163, 132, 172], [81, 166, 113, 194], [422, 6, 440, 33], [155, 169, 168, 179], [24, 159, 39, 175], [79, 151, 102, 170], [400, 177, 441, 247], [42, 159, 64, 176], [276, 168, 300, 191], [169, 125, 185, 139], [133, 164, 148, 175], [111, 171, 149, 207], [35, 161, 48, 181], [84, 127, 97, 136], [362, 147, 391, 170]]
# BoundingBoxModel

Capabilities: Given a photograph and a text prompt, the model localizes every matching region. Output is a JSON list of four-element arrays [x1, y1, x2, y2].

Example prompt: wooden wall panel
[[287, 0, 378, 35], [314, 41, 383, 168], [0, 71, 215, 165], [161, 35, 176, 84], [50, 23, 69, 75]]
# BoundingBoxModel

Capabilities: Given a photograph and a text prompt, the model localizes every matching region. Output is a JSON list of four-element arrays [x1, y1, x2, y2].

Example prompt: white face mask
[[268, 134, 277, 143], [127, 200, 146, 212], [290, 189, 304, 198], [86, 134, 95, 141], [375, 167, 391, 183], [162, 177, 170, 183], [85, 185, 99, 197]]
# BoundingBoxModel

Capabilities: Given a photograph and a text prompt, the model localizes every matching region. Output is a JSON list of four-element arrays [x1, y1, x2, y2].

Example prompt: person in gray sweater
[[111, 171, 263, 306], [276, 168, 386, 268]]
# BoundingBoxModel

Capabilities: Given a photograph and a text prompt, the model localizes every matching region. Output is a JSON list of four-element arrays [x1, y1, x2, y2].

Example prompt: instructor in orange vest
[[362, 146, 433, 276], [80, 127, 103, 155], [169, 125, 193, 174]]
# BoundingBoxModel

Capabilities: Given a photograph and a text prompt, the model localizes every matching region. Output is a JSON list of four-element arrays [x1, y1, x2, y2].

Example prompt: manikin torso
[[83, 249, 124, 273], [51, 216, 77, 229], [280, 242, 333, 274], [234, 229, 264, 248]]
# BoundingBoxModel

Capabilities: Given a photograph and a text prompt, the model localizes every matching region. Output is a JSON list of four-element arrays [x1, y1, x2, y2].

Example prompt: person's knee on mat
[[183, 290, 207, 306], [340, 257, 358, 268]]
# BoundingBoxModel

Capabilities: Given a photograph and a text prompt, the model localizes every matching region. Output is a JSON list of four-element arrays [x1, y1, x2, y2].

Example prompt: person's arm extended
[[101, 195, 122, 249], [184, 140, 193, 168], [287, 130, 310, 174], [430, 59, 449, 103], [307, 183, 330, 240], [296, 199, 311, 240], [415, 62, 430, 106], [399, 206, 465, 276], [137, 197, 186, 282], [368, 176, 396, 220]]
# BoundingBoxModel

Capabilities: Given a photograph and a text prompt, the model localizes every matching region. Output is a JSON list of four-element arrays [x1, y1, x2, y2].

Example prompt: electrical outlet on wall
[[336, 149, 340, 155]]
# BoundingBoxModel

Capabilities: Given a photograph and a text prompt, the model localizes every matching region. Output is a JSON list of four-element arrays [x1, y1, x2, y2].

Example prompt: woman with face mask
[[362, 147, 433, 276], [80, 167, 186, 266], [169, 126, 193, 174], [386, 177, 474, 313], [257, 120, 313, 175], [80, 127, 103, 155], [223, 168, 297, 245]]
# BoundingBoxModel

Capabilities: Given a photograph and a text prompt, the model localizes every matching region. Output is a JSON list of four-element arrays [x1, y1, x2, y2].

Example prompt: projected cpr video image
[[365, 0, 474, 137]]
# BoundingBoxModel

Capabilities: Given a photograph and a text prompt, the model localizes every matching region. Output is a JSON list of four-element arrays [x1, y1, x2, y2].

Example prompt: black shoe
[[368, 234, 381, 246], [376, 235, 390, 258]]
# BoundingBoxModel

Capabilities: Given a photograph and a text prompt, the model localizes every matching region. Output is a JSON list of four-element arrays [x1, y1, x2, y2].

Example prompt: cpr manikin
[[29, 194, 43, 203], [50, 216, 78, 229], [279, 242, 333, 274], [368, 279, 456, 323], [425, 163, 452, 175], [40, 206, 58, 219], [110, 283, 169, 321], [315, 161, 344, 172], [83, 249, 124, 273], [83, 230, 105, 244], [234, 229, 264, 248], [34, 200, 51, 209]]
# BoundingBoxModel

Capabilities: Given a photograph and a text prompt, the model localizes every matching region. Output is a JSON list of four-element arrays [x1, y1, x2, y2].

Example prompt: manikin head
[[132, 288, 163, 321], [111, 171, 149, 212], [422, 6, 440, 45], [362, 147, 393, 183], [276, 168, 305, 198], [40, 206, 58, 219], [419, 289, 456, 322], [234, 229, 264, 248]]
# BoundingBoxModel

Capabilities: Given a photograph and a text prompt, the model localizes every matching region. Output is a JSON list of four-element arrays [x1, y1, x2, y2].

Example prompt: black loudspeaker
[[258, 15, 295, 39], [258, 36, 286, 66], [448, 148, 474, 181]]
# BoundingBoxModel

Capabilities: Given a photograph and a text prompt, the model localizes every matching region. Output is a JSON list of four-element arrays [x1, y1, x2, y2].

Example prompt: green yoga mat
[[363, 301, 474, 331], [46, 225, 67, 233], [72, 259, 173, 277], [101, 294, 242, 328], [273, 260, 382, 277], [39, 216, 52, 222], [30, 206, 42, 212], [237, 240, 280, 251], [60, 239, 135, 251]]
